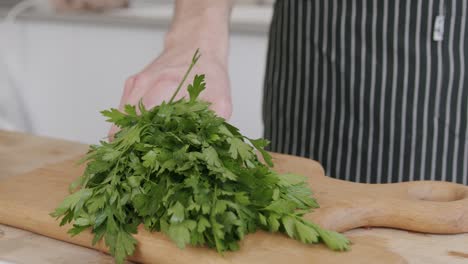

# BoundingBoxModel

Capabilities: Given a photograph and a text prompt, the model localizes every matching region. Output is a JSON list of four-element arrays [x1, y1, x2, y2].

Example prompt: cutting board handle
[[308, 176, 468, 234], [272, 153, 468, 234]]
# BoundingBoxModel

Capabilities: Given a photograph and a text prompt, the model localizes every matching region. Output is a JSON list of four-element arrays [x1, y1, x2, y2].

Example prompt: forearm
[[165, 0, 234, 64]]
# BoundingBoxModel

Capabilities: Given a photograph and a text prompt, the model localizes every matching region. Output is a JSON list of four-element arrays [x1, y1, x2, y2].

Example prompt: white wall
[[5, 20, 268, 143]]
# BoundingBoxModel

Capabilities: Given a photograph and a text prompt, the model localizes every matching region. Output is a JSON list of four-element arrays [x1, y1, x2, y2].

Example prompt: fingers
[[141, 79, 178, 110], [120, 72, 179, 112], [119, 75, 136, 110], [108, 124, 118, 141], [111, 55, 232, 142], [203, 74, 232, 120], [211, 98, 233, 120], [125, 73, 157, 107]]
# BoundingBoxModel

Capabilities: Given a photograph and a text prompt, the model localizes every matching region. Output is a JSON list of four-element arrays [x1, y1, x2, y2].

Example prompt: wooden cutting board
[[1, 152, 468, 263]]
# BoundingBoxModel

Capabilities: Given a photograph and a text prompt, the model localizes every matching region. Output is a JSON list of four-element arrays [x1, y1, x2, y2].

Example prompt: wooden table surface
[[1, 130, 468, 264]]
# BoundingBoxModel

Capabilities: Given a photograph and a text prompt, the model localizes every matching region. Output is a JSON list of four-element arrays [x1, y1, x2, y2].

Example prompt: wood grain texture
[[0, 130, 88, 180], [270, 154, 468, 234], [0, 155, 407, 264], [2, 130, 468, 263]]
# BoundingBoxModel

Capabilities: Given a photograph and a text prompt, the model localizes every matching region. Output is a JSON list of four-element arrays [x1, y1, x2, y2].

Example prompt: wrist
[[164, 5, 230, 65]]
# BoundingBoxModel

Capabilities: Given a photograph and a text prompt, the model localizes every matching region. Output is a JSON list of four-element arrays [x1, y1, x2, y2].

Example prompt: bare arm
[[166, 0, 234, 64]]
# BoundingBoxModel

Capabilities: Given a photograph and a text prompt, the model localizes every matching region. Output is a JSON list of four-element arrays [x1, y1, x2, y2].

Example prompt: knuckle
[[132, 73, 152, 89], [153, 70, 180, 85], [123, 76, 135, 92]]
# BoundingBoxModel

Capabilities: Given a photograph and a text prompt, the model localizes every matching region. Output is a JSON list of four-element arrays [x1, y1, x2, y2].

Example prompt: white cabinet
[[4, 7, 270, 143]]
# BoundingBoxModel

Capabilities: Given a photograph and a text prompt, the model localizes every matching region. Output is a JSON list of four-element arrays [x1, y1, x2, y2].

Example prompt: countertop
[[1, 130, 468, 263], [0, 4, 273, 34]]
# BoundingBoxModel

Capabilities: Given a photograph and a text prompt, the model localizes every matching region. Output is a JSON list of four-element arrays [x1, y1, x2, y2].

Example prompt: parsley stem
[[169, 49, 201, 103]]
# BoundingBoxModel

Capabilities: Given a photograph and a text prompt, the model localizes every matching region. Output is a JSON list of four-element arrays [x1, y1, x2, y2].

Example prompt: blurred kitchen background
[[0, 0, 273, 143]]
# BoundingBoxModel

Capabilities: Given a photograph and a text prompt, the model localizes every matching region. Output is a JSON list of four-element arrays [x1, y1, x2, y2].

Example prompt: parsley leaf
[[188, 74, 206, 102], [52, 50, 350, 263]]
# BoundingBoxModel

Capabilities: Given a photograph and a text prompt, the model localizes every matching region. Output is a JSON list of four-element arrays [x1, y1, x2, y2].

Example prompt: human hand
[[109, 47, 232, 137], [108, 0, 233, 138]]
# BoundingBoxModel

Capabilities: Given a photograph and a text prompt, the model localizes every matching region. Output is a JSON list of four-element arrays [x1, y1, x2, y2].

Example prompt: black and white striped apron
[[263, 0, 468, 184]]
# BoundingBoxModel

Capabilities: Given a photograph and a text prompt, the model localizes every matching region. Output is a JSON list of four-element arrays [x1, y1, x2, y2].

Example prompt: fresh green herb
[[51, 50, 349, 263]]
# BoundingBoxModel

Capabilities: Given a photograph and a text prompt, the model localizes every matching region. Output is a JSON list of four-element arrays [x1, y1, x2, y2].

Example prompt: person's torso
[[263, 0, 468, 183]]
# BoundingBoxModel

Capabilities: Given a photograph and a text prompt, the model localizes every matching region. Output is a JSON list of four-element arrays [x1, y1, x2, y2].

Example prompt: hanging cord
[[4, 0, 43, 22], [0, 0, 45, 132]]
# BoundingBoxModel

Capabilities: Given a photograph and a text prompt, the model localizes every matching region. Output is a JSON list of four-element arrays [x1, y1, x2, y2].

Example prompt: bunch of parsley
[[51, 50, 349, 263]]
